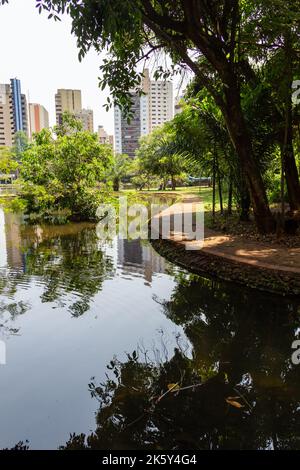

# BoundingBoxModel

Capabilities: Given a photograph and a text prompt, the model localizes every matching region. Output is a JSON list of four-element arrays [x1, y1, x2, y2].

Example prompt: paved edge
[[149, 196, 300, 297]]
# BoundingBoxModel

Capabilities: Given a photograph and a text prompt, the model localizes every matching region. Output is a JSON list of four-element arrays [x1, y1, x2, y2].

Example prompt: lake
[[0, 206, 299, 450]]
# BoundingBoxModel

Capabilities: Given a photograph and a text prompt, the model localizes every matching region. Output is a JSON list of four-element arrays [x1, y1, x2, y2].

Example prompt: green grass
[[122, 186, 229, 212]]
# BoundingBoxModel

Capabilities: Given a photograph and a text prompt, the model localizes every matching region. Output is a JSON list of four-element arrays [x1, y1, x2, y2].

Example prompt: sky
[[0, 0, 114, 134]]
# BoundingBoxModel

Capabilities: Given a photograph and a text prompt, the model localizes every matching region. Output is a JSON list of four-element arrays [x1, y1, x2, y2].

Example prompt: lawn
[[124, 186, 229, 212]]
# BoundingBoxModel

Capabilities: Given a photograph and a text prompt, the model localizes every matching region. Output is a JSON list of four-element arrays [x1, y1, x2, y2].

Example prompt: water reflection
[[0, 206, 300, 449], [118, 239, 166, 284], [0, 206, 182, 449], [61, 275, 300, 450], [0, 209, 168, 317]]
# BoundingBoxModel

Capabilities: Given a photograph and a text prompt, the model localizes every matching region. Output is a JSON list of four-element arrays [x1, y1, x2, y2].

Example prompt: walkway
[[150, 196, 300, 295]]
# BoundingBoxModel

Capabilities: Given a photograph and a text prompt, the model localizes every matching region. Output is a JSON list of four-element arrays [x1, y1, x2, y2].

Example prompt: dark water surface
[[0, 206, 299, 450]]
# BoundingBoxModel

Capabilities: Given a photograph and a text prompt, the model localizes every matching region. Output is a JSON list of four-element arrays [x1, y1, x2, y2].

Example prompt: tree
[[136, 125, 186, 190], [15, 0, 278, 232], [243, 0, 300, 211], [0, 147, 18, 177], [108, 153, 132, 192], [18, 114, 113, 221], [12, 131, 29, 162]]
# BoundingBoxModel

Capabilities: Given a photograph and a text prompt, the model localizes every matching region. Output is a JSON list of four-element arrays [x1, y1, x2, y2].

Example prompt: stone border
[[151, 238, 300, 297]]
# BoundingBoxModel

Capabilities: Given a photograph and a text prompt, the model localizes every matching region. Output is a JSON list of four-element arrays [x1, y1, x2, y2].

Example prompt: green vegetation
[[0, 146, 18, 177], [1, 0, 300, 235], [14, 0, 299, 234], [14, 114, 114, 223], [61, 273, 300, 449], [136, 126, 187, 191]]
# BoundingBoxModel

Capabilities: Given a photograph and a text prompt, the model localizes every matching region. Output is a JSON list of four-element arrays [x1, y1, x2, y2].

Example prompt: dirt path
[[151, 196, 300, 274]]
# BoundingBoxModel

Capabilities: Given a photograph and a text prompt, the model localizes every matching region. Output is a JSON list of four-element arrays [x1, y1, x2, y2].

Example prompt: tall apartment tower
[[114, 69, 173, 157], [114, 71, 150, 157], [29, 103, 49, 135], [148, 72, 173, 132], [77, 108, 94, 132], [55, 89, 82, 125], [0, 84, 14, 146], [0, 78, 29, 147], [10, 78, 29, 136]]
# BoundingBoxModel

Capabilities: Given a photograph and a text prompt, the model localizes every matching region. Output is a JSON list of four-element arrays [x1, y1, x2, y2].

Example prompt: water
[[0, 207, 299, 450]]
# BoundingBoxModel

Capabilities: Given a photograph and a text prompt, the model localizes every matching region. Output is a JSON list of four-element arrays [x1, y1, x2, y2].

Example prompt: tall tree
[[244, 0, 300, 211], [0, 0, 276, 232]]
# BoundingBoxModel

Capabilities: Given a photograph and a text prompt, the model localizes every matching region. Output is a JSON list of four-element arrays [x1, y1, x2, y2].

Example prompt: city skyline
[[0, 1, 183, 143], [1, 73, 176, 150], [0, 0, 114, 134]]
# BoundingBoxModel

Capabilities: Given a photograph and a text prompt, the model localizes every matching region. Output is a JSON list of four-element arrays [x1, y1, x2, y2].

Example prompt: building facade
[[0, 84, 14, 147], [11, 79, 29, 136], [29, 103, 49, 135], [114, 69, 173, 157], [55, 88, 82, 125], [77, 108, 94, 132], [0, 78, 29, 146], [114, 92, 144, 158], [149, 75, 173, 132], [98, 125, 113, 146]]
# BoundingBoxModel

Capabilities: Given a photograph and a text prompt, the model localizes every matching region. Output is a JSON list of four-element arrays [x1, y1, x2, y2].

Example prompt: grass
[[122, 186, 229, 212]]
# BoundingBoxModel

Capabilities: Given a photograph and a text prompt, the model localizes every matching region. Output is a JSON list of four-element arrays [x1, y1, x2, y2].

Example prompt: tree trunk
[[280, 98, 300, 211], [113, 177, 120, 192], [227, 175, 233, 215], [171, 175, 176, 191], [212, 148, 216, 225], [216, 155, 223, 214], [239, 189, 251, 222], [218, 176, 223, 215], [223, 86, 274, 233], [281, 32, 300, 211]]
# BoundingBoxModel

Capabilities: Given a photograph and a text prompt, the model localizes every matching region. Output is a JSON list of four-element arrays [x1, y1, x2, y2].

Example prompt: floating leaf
[[226, 398, 244, 408]]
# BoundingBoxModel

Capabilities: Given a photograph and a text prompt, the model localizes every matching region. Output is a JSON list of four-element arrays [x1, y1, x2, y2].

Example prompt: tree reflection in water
[[62, 275, 300, 450], [1, 224, 114, 318]]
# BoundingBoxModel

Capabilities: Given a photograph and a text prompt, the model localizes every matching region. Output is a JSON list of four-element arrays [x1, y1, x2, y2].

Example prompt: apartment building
[[55, 88, 82, 125], [29, 103, 49, 135], [77, 108, 94, 132], [0, 78, 29, 146], [114, 69, 173, 157]]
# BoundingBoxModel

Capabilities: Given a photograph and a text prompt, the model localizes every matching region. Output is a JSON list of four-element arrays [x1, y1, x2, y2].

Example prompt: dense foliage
[[0, 147, 18, 177], [136, 125, 187, 190], [4, 0, 293, 232], [17, 114, 114, 223], [1, 0, 300, 233]]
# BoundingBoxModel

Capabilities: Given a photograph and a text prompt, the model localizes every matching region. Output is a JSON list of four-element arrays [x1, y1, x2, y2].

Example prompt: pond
[[0, 204, 300, 450]]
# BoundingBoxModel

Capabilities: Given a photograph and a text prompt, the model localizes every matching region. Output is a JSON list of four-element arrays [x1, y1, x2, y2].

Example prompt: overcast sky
[[0, 0, 114, 134]]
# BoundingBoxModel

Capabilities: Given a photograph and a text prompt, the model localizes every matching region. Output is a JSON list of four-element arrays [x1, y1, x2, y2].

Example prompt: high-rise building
[[114, 69, 173, 157], [0, 78, 29, 147], [55, 88, 82, 125], [10, 78, 29, 135], [0, 84, 14, 147], [114, 92, 147, 158], [77, 108, 94, 132], [29, 103, 49, 135], [148, 74, 173, 132], [114, 71, 150, 157], [98, 125, 113, 146]]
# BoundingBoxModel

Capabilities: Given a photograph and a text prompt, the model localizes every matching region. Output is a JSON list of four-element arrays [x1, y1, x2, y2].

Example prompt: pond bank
[[150, 196, 300, 296]]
